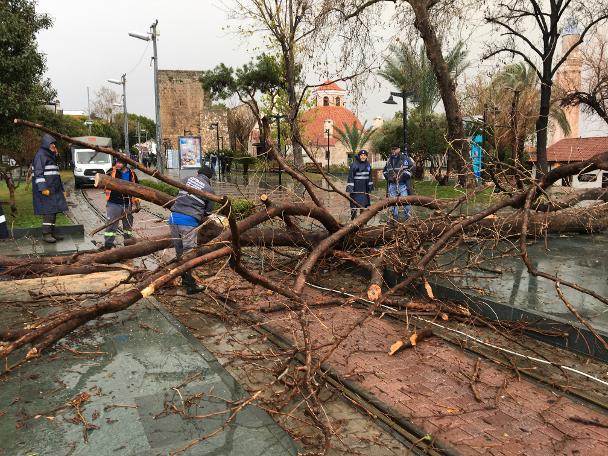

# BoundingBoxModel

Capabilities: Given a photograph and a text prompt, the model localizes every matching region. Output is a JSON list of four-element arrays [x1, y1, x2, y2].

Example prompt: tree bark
[[94, 174, 174, 208], [408, 0, 467, 185], [535, 77, 553, 175]]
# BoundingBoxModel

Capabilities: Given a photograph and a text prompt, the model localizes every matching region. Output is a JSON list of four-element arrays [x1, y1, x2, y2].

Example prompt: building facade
[[531, 137, 608, 188], [300, 82, 366, 166]]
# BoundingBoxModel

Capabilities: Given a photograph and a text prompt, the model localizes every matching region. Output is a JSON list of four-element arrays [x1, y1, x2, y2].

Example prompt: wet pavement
[[0, 233, 96, 257], [437, 234, 608, 333], [0, 296, 298, 456]]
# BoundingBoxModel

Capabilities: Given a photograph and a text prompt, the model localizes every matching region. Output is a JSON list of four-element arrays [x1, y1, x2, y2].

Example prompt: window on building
[[335, 97, 341, 106], [323, 96, 329, 106]]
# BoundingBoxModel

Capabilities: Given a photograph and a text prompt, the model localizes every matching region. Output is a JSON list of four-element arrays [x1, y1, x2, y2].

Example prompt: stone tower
[[549, 18, 582, 145], [158, 70, 228, 153]]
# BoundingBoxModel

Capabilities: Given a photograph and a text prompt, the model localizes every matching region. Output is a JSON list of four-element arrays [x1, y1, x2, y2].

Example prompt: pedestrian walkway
[[0, 292, 298, 455]]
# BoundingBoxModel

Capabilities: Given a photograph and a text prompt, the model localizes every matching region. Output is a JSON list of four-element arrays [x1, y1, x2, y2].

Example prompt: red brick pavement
[[269, 306, 608, 456], [82, 187, 608, 455]]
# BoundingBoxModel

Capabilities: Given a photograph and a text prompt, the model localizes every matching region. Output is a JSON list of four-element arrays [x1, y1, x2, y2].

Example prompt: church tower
[[314, 81, 348, 107]]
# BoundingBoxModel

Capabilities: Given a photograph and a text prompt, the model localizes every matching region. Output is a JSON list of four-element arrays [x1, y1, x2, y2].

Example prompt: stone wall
[[158, 70, 228, 154]]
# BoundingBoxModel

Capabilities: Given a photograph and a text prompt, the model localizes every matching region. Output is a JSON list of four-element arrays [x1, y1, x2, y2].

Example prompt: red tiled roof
[[529, 137, 608, 162], [300, 106, 363, 146], [315, 81, 345, 92]]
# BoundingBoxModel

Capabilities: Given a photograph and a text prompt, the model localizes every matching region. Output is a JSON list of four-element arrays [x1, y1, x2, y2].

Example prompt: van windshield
[[76, 150, 111, 165]]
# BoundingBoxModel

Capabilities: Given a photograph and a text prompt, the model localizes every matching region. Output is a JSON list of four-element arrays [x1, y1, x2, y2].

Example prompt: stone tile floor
[[0, 298, 298, 456]]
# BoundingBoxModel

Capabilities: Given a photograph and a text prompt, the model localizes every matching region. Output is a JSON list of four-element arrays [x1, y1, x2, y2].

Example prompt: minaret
[[549, 17, 582, 145]]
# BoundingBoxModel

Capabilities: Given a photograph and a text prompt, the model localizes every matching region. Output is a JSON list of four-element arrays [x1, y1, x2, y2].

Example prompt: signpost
[[178, 136, 202, 169]]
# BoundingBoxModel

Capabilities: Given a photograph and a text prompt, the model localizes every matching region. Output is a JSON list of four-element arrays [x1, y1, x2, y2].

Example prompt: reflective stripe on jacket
[[31, 134, 68, 215]]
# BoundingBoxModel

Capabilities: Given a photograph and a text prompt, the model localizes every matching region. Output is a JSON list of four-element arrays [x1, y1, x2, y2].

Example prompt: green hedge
[[139, 179, 256, 220]]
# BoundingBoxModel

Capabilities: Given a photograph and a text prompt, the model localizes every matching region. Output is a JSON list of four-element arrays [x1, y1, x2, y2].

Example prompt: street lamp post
[[269, 114, 287, 187], [129, 20, 162, 172], [383, 91, 417, 154], [108, 74, 129, 154], [325, 128, 331, 172], [209, 123, 220, 179]]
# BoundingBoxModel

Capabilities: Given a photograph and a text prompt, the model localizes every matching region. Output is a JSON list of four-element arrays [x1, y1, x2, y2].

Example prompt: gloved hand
[[41, 189, 50, 197], [64, 191, 69, 198], [132, 199, 141, 211]]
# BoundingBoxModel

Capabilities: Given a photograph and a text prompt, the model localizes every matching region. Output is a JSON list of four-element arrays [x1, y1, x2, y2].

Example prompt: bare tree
[[90, 86, 120, 122], [340, 0, 478, 184], [484, 1, 608, 175], [232, 1, 381, 167]]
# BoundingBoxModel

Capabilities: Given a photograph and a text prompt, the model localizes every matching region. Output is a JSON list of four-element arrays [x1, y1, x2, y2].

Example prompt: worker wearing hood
[[32, 134, 68, 243]]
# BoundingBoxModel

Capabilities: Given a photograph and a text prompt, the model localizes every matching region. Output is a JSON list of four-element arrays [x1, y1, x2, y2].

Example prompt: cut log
[[94, 174, 174, 209], [0, 270, 131, 302]]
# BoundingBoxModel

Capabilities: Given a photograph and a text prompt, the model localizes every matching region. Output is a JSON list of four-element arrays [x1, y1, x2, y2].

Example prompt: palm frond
[[549, 106, 572, 137], [380, 40, 469, 117], [334, 121, 376, 155]]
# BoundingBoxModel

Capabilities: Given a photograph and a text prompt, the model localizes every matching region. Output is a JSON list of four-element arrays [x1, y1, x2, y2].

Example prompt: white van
[[71, 137, 113, 188]]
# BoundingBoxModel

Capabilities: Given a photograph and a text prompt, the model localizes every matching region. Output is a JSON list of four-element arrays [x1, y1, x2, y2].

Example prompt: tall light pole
[[383, 91, 417, 154], [108, 74, 128, 154], [269, 114, 287, 186], [210, 122, 220, 179], [325, 128, 331, 172], [129, 20, 162, 172]]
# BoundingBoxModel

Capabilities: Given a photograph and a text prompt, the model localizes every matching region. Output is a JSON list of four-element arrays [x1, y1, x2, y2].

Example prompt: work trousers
[[388, 183, 411, 221], [42, 213, 57, 235], [170, 224, 198, 259], [104, 202, 134, 247]]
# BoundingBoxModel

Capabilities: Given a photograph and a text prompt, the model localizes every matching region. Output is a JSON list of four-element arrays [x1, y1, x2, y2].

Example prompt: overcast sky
[[36, 0, 413, 124]]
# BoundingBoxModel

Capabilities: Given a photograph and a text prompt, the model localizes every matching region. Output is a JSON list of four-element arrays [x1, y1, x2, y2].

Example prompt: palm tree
[[491, 63, 571, 165], [334, 121, 376, 160], [379, 40, 469, 117]]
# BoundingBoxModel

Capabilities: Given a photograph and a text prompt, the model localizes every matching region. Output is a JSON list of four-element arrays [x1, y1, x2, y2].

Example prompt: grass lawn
[[0, 170, 73, 228], [375, 178, 494, 204]]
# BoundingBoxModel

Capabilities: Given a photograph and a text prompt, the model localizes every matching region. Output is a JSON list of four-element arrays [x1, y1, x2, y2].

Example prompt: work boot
[[52, 227, 64, 241], [102, 242, 114, 251], [42, 233, 56, 244], [181, 272, 204, 295]]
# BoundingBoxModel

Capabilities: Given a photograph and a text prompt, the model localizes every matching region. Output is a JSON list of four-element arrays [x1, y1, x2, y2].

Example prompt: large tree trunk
[[535, 75, 553, 175], [94, 173, 174, 208], [285, 50, 304, 167], [409, 0, 467, 185]]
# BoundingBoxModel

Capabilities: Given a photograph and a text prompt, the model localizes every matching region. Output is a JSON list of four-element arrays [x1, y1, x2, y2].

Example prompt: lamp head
[[107, 79, 122, 85], [129, 31, 151, 41], [383, 95, 397, 105]]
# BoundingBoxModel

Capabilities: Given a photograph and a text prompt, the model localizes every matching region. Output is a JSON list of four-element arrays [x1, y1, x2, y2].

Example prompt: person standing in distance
[[169, 165, 216, 294], [32, 134, 68, 243], [103, 157, 139, 249], [346, 150, 373, 220], [383, 144, 415, 223]]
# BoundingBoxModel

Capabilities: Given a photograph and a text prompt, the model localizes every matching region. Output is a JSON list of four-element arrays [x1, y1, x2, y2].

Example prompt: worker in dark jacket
[[346, 150, 373, 220], [169, 165, 215, 294], [103, 158, 139, 249], [32, 134, 68, 243], [383, 144, 415, 222]]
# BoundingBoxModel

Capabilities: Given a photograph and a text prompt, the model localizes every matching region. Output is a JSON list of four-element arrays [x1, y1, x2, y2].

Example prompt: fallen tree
[[1, 120, 608, 456], [2, 121, 608, 356]]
